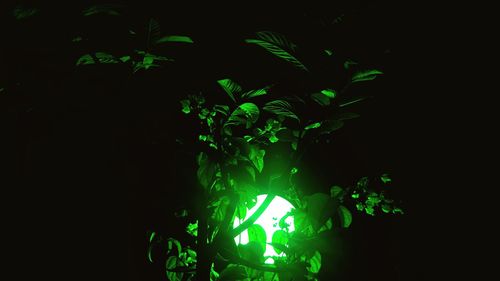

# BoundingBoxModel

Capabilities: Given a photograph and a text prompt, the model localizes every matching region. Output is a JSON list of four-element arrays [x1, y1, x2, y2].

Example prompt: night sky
[[1, 1, 457, 280]]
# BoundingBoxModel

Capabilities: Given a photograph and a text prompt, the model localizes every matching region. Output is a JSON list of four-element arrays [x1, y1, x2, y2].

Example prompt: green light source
[[233, 195, 295, 264]]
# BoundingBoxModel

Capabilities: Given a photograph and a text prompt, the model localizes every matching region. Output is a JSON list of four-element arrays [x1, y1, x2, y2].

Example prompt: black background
[[1, 1, 467, 280]]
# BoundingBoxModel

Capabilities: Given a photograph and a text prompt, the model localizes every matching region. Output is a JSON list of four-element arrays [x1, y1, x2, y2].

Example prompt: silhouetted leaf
[[330, 185, 343, 199], [311, 92, 330, 106], [306, 193, 338, 231], [245, 39, 308, 71], [319, 120, 344, 135], [147, 18, 161, 46], [263, 100, 299, 122], [156, 35, 194, 44], [255, 31, 297, 51], [248, 145, 265, 173], [12, 6, 38, 19], [83, 4, 122, 16], [197, 152, 218, 189], [219, 264, 248, 281]]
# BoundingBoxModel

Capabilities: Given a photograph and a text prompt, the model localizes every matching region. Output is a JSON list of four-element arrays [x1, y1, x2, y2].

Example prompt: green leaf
[[76, 54, 95, 66], [318, 217, 333, 233], [275, 128, 295, 142], [196, 152, 218, 189], [219, 264, 249, 281], [119, 55, 131, 63], [213, 104, 230, 116], [256, 31, 297, 51], [241, 87, 269, 99], [217, 78, 242, 102], [324, 49, 333, 56], [225, 103, 260, 131], [248, 224, 267, 254], [210, 196, 230, 222], [166, 238, 182, 256], [95, 52, 119, 63], [343, 59, 358, 70], [320, 89, 336, 98], [381, 173, 392, 184], [330, 185, 343, 199], [352, 69, 383, 83], [307, 193, 338, 231], [263, 100, 299, 122], [186, 221, 198, 237], [156, 35, 194, 44], [248, 145, 265, 173], [304, 122, 321, 130], [338, 205, 352, 228], [308, 251, 322, 274], [147, 18, 161, 46], [311, 92, 330, 106], [166, 256, 184, 281], [180, 99, 191, 114], [271, 230, 289, 254], [245, 39, 308, 71], [339, 96, 367, 107]]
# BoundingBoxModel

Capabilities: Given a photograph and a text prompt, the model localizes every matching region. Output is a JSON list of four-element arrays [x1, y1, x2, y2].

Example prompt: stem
[[230, 193, 276, 237]]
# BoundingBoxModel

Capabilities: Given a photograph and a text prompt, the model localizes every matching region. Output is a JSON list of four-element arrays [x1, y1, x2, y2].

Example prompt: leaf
[[324, 49, 333, 56], [95, 52, 119, 64], [306, 193, 338, 231], [381, 173, 392, 184], [308, 251, 322, 274], [186, 222, 198, 237], [248, 145, 265, 173], [147, 18, 162, 46], [256, 31, 298, 51], [352, 69, 383, 83], [245, 39, 308, 71], [241, 87, 269, 99], [156, 35, 194, 44], [311, 92, 330, 106], [213, 104, 230, 116], [166, 256, 184, 281], [338, 205, 352, 228], [336, 112, 360, 120], [219, 264, 249, 281], [319, 120, 344, 135], [210, 196, 230, 222], [167, 238, 182, 256], [304, 122, 321, 130], [224, 103, 260, 132], [263, 100, 299, 122], [12, 6, 38, 20], [330, 185, 343, 199], [275, 128, 296, 142], [180, 99, 191, 114], [318, 218, 333, 233], [271, 230, 289, 254], [196, 152, 218, 189], [248, 224, 267, 254], [119, 55, 131, 63], [82, 4, 122, 16], [339, 96, 367, 107], [217, 79, 242, 102], [76, 54, 95, 66], [320, 89, 336, 98], [343, 59, 358, 70]]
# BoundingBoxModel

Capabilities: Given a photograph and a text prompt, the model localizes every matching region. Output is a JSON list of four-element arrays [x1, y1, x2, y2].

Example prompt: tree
[[6, 3, 404, 280]]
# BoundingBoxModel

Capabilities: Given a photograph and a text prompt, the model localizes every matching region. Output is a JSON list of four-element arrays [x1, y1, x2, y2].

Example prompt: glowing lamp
[[233, 195, 295, 264]]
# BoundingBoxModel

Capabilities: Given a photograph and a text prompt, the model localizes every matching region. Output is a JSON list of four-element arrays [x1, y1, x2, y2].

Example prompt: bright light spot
[[234, 195, 295, 259]]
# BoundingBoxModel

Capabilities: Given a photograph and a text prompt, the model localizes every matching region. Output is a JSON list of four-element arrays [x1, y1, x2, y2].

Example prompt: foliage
[[56, 5, 404, 280]]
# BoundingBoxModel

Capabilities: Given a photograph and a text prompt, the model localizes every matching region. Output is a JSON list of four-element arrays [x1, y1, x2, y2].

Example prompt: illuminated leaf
[[225, 103, 260, 131], [263, 100, 299, 122], [307, 193, 337, 231], [186, 222, 198, 237], [245, 39, 308, 71], [241, 87, 269, 99], [213, 104, 230, 116], [318, 217, 333, 233], [324, 49, 333, 56], [291, 167, 298, 175], [166, 256, 184, 281], [343, 59, 358, 70], [95, 52, 119, 64], [308, 251, 322, 274], [271, 230, 289, 254], [338, 205, 352, 228], [248, 224, 267, 254], [352, 69, 383, 83], [320, 89, 336, 98], [119, 55, 131, 63], [180, 99, 191, 114], [156, 35, 194, 44], [167, 238, 182, 256], [339, 96, 367, 107], [217, 79, 242, 102], [304, 122, 321, 130], [76, 54, 95, 66]]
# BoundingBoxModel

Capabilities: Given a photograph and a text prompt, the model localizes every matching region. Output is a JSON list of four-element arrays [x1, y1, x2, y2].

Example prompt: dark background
[[1, 1, 461, 280]]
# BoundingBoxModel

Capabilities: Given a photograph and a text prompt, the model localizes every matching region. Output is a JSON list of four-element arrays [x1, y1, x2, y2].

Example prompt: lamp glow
[[233, 195, 295, 264]]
